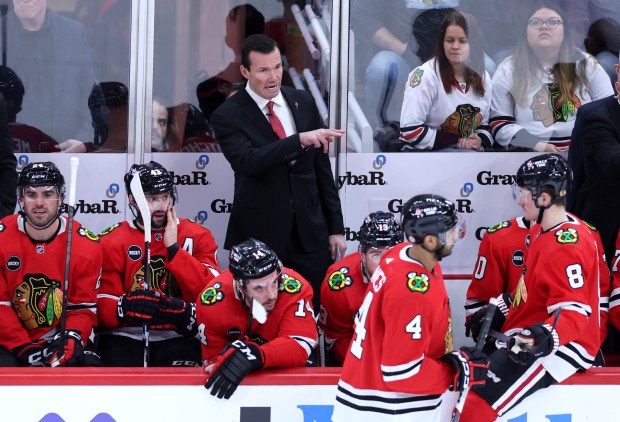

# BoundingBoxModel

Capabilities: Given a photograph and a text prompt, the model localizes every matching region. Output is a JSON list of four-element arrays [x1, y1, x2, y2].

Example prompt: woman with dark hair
[[490, 1, 613, 152], [398, 10, 492, 152]]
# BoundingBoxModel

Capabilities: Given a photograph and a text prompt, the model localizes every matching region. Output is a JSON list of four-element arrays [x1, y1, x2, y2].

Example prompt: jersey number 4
[[350, 291, 423, 359]]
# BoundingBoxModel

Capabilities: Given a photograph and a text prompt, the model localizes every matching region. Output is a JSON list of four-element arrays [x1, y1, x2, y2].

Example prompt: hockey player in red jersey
[[96, 161, 220, 366], [332, 194, 488, 421], [0, 161, 102, 366], [318, 211, 401, 365], [199, 238, 318, 399], [459, 154, 604, 421], [465, 216, 530, 325]]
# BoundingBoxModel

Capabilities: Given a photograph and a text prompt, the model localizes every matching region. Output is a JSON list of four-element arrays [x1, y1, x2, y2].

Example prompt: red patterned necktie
[[267, 101, 286, 139]]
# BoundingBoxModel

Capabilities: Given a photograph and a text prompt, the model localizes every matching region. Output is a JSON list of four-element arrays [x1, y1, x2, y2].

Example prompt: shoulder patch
[[582, 219, 597, 232], [409, 68, 424, 88], [280, 274, 302, 294], [486, 221, 511, 234], [406, 271, 430, 294], [99, 223, 121, 237], [200, 282, 224, 306], [555, 227, 578, 244], [327, 267, 353, 291], [78, 227, 99, 242]]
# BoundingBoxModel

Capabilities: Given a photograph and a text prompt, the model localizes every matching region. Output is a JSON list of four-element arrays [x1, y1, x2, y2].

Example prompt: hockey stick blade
[[129, 170, 151, 367], [252, 298, 268, 324]]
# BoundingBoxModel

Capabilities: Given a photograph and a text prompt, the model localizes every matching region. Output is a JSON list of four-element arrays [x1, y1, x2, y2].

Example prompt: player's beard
[[25, 206, 59, 230], [151, 214, 167, 230]]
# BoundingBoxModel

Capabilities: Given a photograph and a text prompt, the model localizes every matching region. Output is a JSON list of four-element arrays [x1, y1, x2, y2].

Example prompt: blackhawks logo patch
[[513, 269, 528, 307], [98, 223, 120, 237], [406, 272, 430, 294], [486, 221, 510, 234], [555, 228, 578, 244], [281, 275, 302, 294], [409, 68, 424, 88], [200, 282, 224, 306], [78, 227, 99, 242], [327, 267, 352, 291]]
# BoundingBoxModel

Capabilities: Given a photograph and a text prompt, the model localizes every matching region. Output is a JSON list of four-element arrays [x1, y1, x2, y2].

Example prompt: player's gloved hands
[[14, 340, 48, 367], [465, 293, 512, 341], [441, 346, 489, 392], [45, 330, 85, 367], [117, 289, 161, 324], [149, 293, 197, 336], [508, 323, 559, 365], [204, 338, 264, 399]]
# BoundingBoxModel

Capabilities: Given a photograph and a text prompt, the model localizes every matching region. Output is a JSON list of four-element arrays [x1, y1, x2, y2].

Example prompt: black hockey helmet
[[515, 153, 571, 204], [17, 161, 65, 198], [358, 211, 402, 251], [124, 161, 176, 205], [401, 194, 459, 244], [229, 238, 282, 287]]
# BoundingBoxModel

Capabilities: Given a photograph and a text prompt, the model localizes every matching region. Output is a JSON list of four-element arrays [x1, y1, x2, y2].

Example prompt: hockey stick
[[52, 157, 79, 367], [130, 172, 151, 368], [452, 296, 498, 422]]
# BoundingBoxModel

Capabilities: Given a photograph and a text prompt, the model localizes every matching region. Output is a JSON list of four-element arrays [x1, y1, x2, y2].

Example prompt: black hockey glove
[[204, 338, 264, 399], [149, 294, 198, 336], [117, 289, 161, 324], [45, 330, 85, 367], [465, 293, 512, 341], [14, 340, 47, 367], [441, 346, 489, 392], [508, 323, 559, 365]]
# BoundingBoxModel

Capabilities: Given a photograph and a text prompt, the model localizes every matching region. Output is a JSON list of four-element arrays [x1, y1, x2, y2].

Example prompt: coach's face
[[241, 48, 283, 100]]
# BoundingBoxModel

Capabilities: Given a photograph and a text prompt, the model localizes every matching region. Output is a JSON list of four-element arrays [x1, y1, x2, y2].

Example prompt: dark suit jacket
[[211, 86, 344, 256], [573, 95, 620, 262]]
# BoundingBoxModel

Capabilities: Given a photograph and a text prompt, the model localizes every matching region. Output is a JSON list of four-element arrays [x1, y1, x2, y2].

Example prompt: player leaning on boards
[[96, 161, 220, 367], [458, 154, 603, 421], [0, 161, 102, 367], [198, 239, 318, 399], [318, 211, 402, 365], [332, 194, 488, 421]]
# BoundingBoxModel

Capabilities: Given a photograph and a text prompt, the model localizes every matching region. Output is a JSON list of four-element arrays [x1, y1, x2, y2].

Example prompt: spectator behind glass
[[396, 11, 492, 152], [351, 0, 456, 136], [166, 103, 220, 153], [6, 0, 103, 152], [490, 0, 613, 152], [151, 97, 169, 152], [196, 4, 265, 121], [584, 17, 620, 86], [0, 66, 58, 153], [0, 92, 16, 219], [97, 81, 128, 152]]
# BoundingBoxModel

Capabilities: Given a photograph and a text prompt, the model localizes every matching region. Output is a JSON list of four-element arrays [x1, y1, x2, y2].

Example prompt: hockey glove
[[14, 340, 47, 367], [117, 289, 161, 324], [204, 338, 264, 399], [441, 346, 489, 392], [149, 294, 198, 336], [465, 293, 512, 341], [45, 330, 85, 367], [508, 323, 559, 365]]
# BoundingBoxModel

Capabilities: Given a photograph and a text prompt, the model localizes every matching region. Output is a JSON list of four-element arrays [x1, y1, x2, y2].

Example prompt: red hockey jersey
[[97, 218, 220, 340], [196, 268, 317, 368], [465, 216, 530, 318], [0, 214, 101, 351], [505, 216, 601, 381], [334, 243, 456, 418], [318, 252, 369, 364]]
